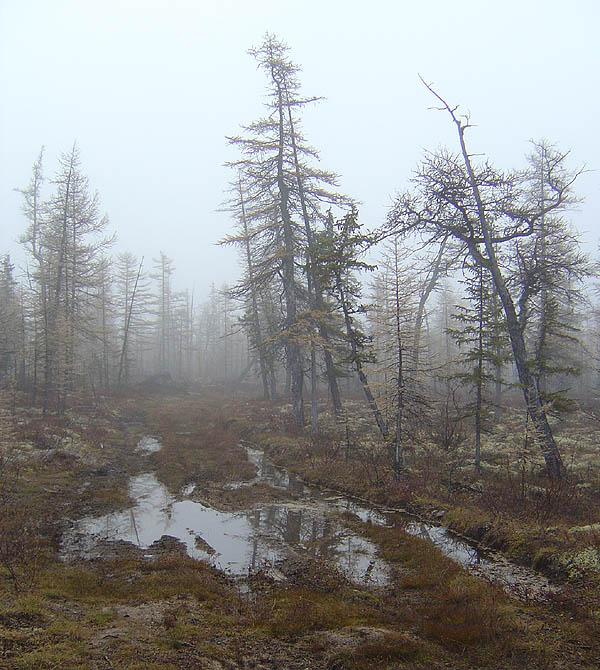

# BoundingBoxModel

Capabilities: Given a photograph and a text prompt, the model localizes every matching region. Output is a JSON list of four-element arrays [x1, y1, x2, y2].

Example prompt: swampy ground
[[1, 385, 599, 669]]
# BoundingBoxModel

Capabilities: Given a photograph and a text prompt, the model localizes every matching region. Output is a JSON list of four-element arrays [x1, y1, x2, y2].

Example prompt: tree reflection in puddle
[[63, 439, 559, 600], [62, 471, 389, 586]]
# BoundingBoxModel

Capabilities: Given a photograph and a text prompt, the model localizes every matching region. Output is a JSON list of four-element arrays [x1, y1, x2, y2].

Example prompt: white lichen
[[558, 546, 600, 579]]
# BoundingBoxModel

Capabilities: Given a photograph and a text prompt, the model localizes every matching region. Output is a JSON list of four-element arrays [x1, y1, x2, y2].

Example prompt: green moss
[[532, 545, 559, 570], [86, 606, 119, 626]]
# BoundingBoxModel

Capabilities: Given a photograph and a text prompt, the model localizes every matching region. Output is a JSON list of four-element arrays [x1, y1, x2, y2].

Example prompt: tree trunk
[[275, 80, 304, 428], [453, 118, 564, 478], [413, 235, 448, 377], [337, 273, 389, 441], [474, 270, 483, 473], [286, 101, 342, 418], [393, 240, 404, 477], [118, 257, 143, 387]]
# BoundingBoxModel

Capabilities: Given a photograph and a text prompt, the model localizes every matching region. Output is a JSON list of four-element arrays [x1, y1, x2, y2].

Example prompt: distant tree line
[[1, 146, 248, 412]]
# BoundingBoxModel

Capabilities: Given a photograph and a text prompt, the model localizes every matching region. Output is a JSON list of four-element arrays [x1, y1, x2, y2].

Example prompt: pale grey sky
[[1, 0, 598, 296]]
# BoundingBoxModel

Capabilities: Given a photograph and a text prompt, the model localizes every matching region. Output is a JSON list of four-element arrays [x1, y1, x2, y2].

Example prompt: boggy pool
[[62, 440, 390, 586], [62, 438, 559, 600]]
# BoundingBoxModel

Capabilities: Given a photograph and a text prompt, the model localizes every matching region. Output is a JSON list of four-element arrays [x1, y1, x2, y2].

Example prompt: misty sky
[[1, 0, 598, 297]]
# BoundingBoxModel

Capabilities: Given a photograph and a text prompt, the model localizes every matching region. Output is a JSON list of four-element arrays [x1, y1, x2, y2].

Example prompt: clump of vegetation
[[140, 394, 255, 494], [330, 631, 423, 669], [0, 453, 50, 593], [558, 547, 600, 580]]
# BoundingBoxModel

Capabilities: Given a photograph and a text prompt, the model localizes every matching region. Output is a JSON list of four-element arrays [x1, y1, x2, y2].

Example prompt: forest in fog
[[1, 35, 598, 478], [3, 18, 600, 668]]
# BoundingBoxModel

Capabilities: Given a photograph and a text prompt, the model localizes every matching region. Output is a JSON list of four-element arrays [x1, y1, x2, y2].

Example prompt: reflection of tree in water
[[249, 537, 258, 572], [240, 451, 386, 581], [283, 510, 302, 543], [249, 508, 261, 530], [244, 504, 365, 570], [255, 454, 289, 488], [306, 518, 342, 560], [407, 522, 480, 564], [253, 452, 306, 496], [287, 473, 305, 496]]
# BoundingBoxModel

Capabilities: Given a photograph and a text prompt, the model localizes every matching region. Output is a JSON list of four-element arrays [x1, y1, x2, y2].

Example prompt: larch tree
[[516, 140, 591, 410], [387, 82, 585, 478], [151, 251, 176, 376], [221, 176, 277, 400], [312, 211, 389, 440], [369, 237, 422, 476], [448, 257, 510, 471], [17, 148, 46, 402], [115, 252, 150, 387], [0, 256, 20, 385], [19, 144, 113, 412], [225, 33, 351, 429]]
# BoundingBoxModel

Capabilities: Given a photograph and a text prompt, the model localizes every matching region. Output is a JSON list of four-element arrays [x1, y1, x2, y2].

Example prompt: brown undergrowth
[[242, 394, 600, 652], [1, 388, 599, 668]]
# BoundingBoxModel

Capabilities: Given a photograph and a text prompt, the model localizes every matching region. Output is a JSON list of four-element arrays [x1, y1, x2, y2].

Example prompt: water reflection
[[63, 439, 559, 600], [231, 448, 307, 496], [243, 450, 559, 599], [404, 521, 481, 565], [63, 471, 389, 585]]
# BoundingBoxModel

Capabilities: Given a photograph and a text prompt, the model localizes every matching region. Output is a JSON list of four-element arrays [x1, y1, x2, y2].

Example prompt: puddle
[[224, 447, 306, 495], [324, 492, 558, 600], [62, 445, 389, 586], [62, 437, 559, 600], [243, 448, 559, 600], [329, 496, 559, 600]]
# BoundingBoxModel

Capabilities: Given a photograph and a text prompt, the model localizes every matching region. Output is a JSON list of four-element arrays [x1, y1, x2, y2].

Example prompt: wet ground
[[63, 438, 390, 586], [63, 436, 559, 600]]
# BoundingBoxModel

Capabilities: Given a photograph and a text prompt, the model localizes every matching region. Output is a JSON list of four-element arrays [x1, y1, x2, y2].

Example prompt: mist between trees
[[1, 34, 598, 479]]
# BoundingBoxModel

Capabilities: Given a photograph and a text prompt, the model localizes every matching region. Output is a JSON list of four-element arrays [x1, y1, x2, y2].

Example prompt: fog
[[1, 0, 598, 295]]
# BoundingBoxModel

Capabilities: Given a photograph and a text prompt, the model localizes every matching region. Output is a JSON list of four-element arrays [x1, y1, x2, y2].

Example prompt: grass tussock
[[330, 630, 424, 669], [258, 587, 360, 637], [420, 573, 505, 650]]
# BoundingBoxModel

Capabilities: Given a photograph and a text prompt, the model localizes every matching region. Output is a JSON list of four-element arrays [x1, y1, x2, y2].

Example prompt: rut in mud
[[63, 436, 558, 601]]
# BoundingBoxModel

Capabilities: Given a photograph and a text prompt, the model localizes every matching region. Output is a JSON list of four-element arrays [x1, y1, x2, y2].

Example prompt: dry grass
[[139, 394, 256, 494]]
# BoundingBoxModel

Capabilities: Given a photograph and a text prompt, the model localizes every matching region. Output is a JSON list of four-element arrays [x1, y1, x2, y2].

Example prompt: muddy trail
[[62, 436, 558, 603], [62, 439, 389, 586], [1, 391, 599, 669]]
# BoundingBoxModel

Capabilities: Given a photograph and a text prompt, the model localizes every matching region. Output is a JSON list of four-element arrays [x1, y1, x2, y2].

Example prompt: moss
[[330, 630, 424, 668], [444, 506, 491, 541], [86, 606, 119, 626], [421, 573, 509, 651], [558, 547, 600, 580], [256, 586, 368, 637]]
